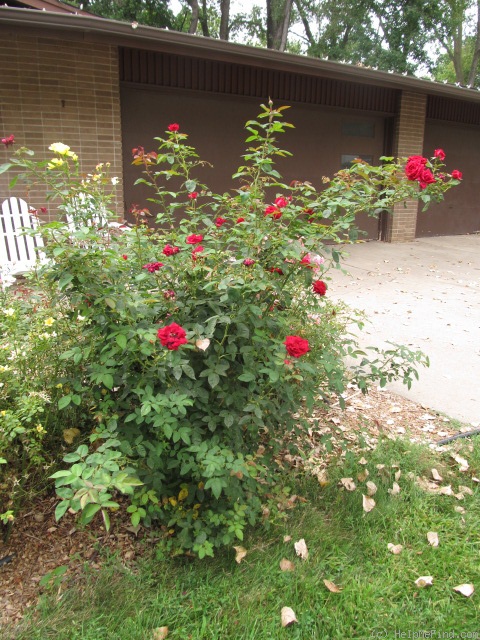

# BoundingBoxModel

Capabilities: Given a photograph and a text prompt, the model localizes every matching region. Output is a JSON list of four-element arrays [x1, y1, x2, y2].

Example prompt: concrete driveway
[[328, 235, 480, 425]]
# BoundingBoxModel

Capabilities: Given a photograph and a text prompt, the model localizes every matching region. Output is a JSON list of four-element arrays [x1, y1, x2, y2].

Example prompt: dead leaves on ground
[[280, 606, 298, 627], [294, 538, 309, 560]]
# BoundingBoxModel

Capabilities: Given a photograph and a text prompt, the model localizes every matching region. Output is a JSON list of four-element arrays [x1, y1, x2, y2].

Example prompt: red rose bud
[[268, 267, 284, 275], [243, 258, 255, 266], [122, 254, 128, 260], [163, 244, 180, 256], [1, 134, 15, 147], [188, 192, 198, 200], [434, 148, 446, 161], [157, 322, 187, 350], [163, 289, 176, 300], [284, 335, 310, 358], [186, 234, 203, 245], [236, 217, 245, 223], [168, 123, 180, 132], [215, 217, 227, 227], [451, 169, 463, 180], [313, 280, 327, 296]]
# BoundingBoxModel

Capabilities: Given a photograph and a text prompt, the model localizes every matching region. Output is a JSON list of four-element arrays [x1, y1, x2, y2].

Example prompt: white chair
[[65, 193, 129, 235], [0, 197, 45, 285]]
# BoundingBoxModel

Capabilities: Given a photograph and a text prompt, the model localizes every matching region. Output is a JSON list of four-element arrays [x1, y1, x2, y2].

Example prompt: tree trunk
[[467, 0, 480, 85], [219, 0, 230, 40], [199, 0, 210, 36], [266, 0, 293, 51], [187, 0, 199, 33]]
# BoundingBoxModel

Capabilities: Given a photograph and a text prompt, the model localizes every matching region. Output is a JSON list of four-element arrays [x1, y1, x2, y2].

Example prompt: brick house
[[1, 6, 479, 241]]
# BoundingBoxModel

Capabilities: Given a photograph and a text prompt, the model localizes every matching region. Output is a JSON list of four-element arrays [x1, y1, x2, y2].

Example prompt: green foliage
[[0, 102, 460, 554]]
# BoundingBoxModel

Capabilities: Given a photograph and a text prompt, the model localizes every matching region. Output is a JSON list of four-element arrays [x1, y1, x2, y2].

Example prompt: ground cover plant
[[5, 436, 480, 639], [0, 103, 462, 557]]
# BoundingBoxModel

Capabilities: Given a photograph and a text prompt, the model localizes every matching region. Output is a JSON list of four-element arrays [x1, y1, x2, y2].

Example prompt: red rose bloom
[[264, 205, 282, 220], [313, 280, 327, 296], [142, 262, 163, 273], [419, 168, 436, 189], [243, 258, 255, 266], [274, 196, 289, 208], [215, 217, 227, 227], [168, 123, 180, 132], [452, 169, 463, 180], [434, 148, 446, 161], [236, 217, 245, 223], [405, 155, 428, 181], [157, 322, 188, 350], [163, 244, 180, 256], [188, 192, 198, 200], [2, 134, 15, 148], [163, 290, 176, 300], [192, 245, 204, 261], [284, 335, 310, 358], [122, 254, 128, 260], [186, 234, 203, 245]]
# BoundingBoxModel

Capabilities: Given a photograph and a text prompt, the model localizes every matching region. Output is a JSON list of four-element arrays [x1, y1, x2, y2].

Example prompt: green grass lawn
[[8, 437, 480, 640]]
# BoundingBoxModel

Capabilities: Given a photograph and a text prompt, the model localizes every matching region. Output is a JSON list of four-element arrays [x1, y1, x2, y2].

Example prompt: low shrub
[[0, 103, 461, 554]]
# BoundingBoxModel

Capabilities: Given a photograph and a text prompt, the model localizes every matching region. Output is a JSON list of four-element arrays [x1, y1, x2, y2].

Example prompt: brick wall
[[0, 30, 124, 221], [385, 91, 427, 242]]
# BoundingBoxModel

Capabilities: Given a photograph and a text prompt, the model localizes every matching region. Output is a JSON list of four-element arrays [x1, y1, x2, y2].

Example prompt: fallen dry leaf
[[415, 576, 433, 588], [281, 607, 298, 627], [340, 477, 356, 492], [451, 454, 469, 472], [453, 583, 475, 597], [233, 546, 247, 564], [362, 494, 376, 513], [387, 543, 403, 555], [195, 338, 210, 351], [454, 492, 465, 501], [316, 469, 329, 486], [358, 457, 368, 465], [454, 505, 466, 514], [152, 627, 169, 640], [431, 468, 443, 482], [279, 558, 295, 572], [458, 485, 473, 496], [357, 469, 369, 482], [394, 470, 402, 482], [366, 481, 377, 496], [63, 427, 81, 444], [294, 538, 309, 560], [427, 532, 439, 547], [439, 485, 453, 496], [283, 535, 292, 543], [323, 579, 342, 593], [388, 482, 401, 496]]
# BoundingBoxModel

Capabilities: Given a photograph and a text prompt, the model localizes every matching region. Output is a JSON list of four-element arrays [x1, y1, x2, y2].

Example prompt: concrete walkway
[[328, 235, 480, 425]]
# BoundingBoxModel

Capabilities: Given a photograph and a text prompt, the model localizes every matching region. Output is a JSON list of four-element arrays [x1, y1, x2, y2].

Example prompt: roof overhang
[[2, 6, 480, 104]]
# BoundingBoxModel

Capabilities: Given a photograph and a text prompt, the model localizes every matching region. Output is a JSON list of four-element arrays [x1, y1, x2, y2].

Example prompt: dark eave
[[1, 6, 480, 104]]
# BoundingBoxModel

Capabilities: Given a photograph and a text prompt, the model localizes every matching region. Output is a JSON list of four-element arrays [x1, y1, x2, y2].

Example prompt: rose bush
[[0, 102, 461, 555]]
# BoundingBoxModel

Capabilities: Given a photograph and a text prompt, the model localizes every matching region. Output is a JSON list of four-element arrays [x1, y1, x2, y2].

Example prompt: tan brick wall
[[385, 91, 427, 242], [0, 31, 124, 222]]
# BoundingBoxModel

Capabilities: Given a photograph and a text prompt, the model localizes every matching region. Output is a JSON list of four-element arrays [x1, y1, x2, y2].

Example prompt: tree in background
[[71, 0, 480, 86]]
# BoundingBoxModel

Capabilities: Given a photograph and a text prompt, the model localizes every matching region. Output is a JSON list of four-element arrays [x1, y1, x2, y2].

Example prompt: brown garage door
[[121, 86, 385, 239], [417, 121, 480, 237]]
